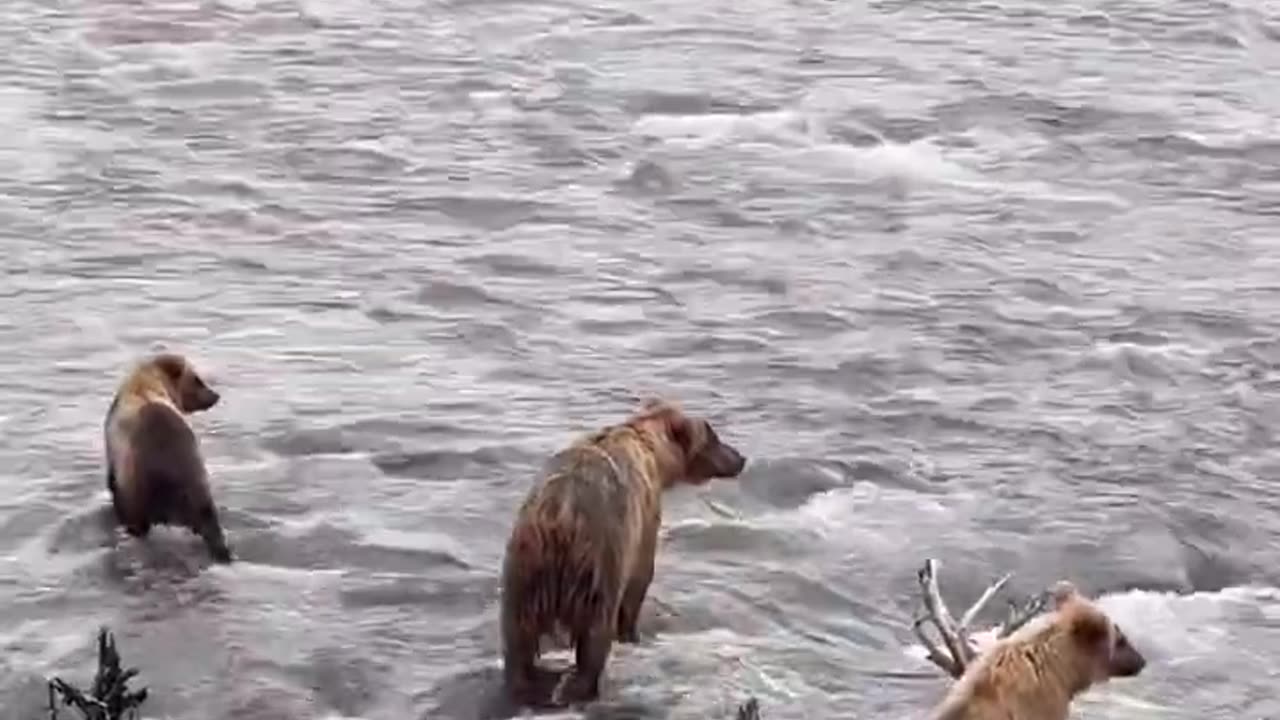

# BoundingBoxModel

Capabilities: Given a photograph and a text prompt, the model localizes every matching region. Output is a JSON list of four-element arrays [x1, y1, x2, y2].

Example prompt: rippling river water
[[2, 0, 1280, 718]]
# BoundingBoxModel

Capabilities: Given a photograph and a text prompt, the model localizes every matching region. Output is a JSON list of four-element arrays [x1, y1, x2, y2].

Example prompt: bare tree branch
[[913, 559, 1047, 678], [916, 559, 974, 674], [959, 571, 1012, 630], [999, 590, 1050, 638], [47, 627, 148, 720], [911, 612, 960, 678]]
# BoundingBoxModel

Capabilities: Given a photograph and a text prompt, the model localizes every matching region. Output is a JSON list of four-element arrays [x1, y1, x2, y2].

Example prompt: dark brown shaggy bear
[[499, 398, 748, 708], [928, 581, 1146, 720], [103, 352, 231, 563]]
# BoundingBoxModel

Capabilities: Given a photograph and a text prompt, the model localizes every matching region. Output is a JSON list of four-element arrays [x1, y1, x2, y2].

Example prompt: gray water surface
[[2, 0, 1280, 718]]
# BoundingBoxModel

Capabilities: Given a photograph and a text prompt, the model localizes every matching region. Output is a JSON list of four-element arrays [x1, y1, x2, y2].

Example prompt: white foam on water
[[1094, 584, 1280, 661], [294, 0, 378, 27], [789, 138, 987, 187], [768, 481, 977, 555], [633, 108, 985, 189], [0, 618, 107, 669], [1085, 587, 1280, 718], [632, 110, 810, 150], [767, 483, 1280, 663], [631, 101, 1128, 209], [357, 524, 472, 563], [0, 86, 61, 184], [639, 627, 827, 714]]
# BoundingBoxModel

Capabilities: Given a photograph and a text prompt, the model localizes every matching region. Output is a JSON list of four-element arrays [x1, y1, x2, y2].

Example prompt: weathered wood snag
[[47, 627, 148, 720], [911, 558, 1048, 678]]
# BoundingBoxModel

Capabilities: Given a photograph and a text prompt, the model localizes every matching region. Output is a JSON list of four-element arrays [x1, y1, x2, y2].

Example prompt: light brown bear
[[928, 581, 1146, 720], [500, 398, 747, 708], [103, 352, 231, 563]]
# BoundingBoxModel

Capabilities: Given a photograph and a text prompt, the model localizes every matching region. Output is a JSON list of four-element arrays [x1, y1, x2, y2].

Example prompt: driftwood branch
[[47, 627, 148, 720], [912, 559, 1050, 678], [1000, 587, 1050, 638]]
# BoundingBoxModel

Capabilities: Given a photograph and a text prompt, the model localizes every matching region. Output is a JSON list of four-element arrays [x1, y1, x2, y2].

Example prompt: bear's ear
[[634, 398, 708, 458], [152, 353, 188, 381], [1049, 580, 1081, 610], [662, 406, 695, 453], [1069, 606, 1111, 655], [638, 397, 669, 413]]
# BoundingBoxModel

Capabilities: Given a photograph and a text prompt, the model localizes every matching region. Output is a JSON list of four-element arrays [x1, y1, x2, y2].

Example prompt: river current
[[2, 1, 1279, 718]]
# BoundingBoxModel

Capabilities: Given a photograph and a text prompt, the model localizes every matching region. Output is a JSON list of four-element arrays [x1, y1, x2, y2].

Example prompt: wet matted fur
[[499, 399, 748, 708], [103, 352, 230, 563]]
